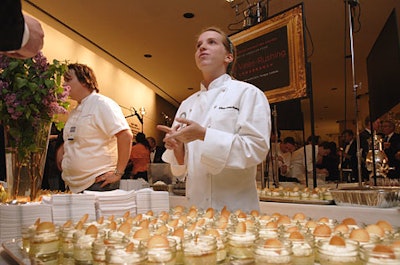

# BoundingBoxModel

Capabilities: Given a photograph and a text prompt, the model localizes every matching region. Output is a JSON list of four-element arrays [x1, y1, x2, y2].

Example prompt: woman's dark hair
[[283, 136, 295, 145], [135, 132, 150, 150], [66, 63, 99, 93]]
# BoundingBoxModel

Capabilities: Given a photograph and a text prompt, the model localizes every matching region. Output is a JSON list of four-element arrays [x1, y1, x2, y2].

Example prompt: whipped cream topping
[[229, 230, 258, 245], [75, 234, 96, 245], [292, 241, 313, 256], [147, 248, 174, 262], [183, 236, 216, 255], [318, 241, 359, 262], [365, 257, 400, 265], [107, 248, 145, 263], [254, 246, 292, 263]]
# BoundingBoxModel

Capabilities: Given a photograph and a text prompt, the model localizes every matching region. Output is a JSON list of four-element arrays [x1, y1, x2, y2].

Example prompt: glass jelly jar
[[183, 235, 217, 265], [105, 242, 147, 265], [253, 238, 293, 265]]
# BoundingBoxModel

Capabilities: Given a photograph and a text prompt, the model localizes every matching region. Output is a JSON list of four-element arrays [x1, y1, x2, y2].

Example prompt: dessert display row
[[4, 204, 400, 265]]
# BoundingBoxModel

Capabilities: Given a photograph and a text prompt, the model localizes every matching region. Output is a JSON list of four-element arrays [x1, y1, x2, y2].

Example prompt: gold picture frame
[[230, 4, 307, 103]]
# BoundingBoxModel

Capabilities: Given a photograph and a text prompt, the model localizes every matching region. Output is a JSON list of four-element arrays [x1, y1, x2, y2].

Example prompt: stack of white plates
[[84, 189, 137, 220], [136, 188, 152, 214], [0, 202, 52, 243], [41, 193, 96, 224], [151, 191, 170, 215]]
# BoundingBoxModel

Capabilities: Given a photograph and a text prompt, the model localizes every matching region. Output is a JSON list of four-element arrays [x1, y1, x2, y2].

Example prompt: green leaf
[[14, 77, 28, 89]]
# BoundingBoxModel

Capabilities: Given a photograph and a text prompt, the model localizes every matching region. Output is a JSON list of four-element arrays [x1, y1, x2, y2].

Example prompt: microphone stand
[[125, 107, 144, 132]]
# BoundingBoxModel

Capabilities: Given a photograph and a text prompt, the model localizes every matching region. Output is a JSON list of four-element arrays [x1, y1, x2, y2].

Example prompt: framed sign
[[230, 4, 307, 103]]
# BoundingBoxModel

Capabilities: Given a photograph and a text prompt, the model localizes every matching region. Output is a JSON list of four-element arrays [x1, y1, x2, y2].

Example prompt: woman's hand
[[167, 117, 206, 143], [156, 123, 183, 150], [157, 122, 186, 164]]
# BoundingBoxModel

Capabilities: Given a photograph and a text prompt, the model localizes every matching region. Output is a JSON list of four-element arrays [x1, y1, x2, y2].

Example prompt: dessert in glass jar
[[106, 242, 147, 265], [29, 221, 60, 265], [92, 237, 127, 265], [205, 228, 228, 264], [227, 221, 258, 264], [146, 235, 177, 265], [360, 242, 400, 265], [317, 235, 361, 265], [285, 231, 314, 265], [183, 234, 217, 265], [73, 224, 100, 265], [22, 218, 41, 253], [253, 238, 293, 265]]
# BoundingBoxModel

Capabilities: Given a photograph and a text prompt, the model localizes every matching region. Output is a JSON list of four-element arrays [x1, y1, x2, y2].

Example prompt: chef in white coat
[[157, 27, 271, 212]]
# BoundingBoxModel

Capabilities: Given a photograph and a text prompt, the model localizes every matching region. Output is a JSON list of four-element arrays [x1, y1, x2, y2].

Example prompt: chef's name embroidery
[[218, 106, 239, 111]]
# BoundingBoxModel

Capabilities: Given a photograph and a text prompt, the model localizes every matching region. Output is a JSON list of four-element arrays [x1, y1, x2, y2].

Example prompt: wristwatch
[[114, 169, 124, 177]]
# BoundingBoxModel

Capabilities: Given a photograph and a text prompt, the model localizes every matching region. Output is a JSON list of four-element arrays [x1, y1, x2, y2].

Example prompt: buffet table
[[169, 195, 400, 226], [0, 195, 399, 264]]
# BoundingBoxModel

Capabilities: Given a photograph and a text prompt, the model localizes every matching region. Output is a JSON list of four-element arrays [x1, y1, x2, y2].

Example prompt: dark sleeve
[[0, 0, 25, 51]]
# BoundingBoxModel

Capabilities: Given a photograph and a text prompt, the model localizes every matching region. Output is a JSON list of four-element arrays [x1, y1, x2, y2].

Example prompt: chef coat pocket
[[212, 108, 238, 131]]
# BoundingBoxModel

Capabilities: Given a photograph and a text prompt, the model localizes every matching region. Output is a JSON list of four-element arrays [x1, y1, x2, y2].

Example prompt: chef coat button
[[189, 109, 192, 112], [207, 125, 211, 128], [213, 105, 217, 109]]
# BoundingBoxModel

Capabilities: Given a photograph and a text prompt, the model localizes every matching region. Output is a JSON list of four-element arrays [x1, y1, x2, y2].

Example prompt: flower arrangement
[[0, 52, 70, 160]]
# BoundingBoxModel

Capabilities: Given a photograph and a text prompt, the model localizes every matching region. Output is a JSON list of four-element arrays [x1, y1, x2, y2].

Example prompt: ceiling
[[23, 0, 400, 135]]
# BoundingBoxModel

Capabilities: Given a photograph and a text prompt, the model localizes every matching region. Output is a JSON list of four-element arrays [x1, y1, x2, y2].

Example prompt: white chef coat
[[289, 144, 319, 183], [163, 74, 271, 212], [267, 142, 292, 179]]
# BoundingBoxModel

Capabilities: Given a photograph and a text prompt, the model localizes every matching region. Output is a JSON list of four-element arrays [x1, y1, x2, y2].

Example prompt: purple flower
[[0, 52, 68, 158], [0, 55, 10, 69]]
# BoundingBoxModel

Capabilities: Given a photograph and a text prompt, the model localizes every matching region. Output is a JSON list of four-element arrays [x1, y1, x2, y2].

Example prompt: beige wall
[[22, 7, 177, 145]]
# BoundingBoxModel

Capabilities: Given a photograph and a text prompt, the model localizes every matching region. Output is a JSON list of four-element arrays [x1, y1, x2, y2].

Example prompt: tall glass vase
[[4, 122, 51, 201]]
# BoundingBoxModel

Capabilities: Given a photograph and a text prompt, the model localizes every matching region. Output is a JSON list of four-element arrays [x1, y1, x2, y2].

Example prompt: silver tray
[[330, 186, 400, 208], [259, 196, 334, 205], [2, 239, 30, 265]]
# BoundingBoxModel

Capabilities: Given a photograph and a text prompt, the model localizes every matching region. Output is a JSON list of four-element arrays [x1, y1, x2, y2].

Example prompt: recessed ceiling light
[[144, 54, 152, 58], [183, 12, 194, 19]]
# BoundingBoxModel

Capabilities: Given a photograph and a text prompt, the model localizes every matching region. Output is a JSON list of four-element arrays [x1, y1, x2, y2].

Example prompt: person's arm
[[4, 14, 44, 59], [0, 0, 24, 51], [115, 129, 133, 176], [98, 129, 132, 187], [55, 143, 64, 172]]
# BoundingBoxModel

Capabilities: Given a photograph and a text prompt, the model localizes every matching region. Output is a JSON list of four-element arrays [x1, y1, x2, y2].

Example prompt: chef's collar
[[200, 74, 231, 91]]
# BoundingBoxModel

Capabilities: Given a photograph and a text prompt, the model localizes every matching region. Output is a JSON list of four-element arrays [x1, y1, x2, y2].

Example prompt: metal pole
[[347, 1, 363, 187]]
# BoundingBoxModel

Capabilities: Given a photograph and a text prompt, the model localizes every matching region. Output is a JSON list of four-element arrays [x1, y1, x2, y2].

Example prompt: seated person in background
[[318, 141, 340, 182], [130, 133, 151, 181], [267, 136, 298, 183], [289, 135, 320, 184], [147, 136, 166, 163]]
